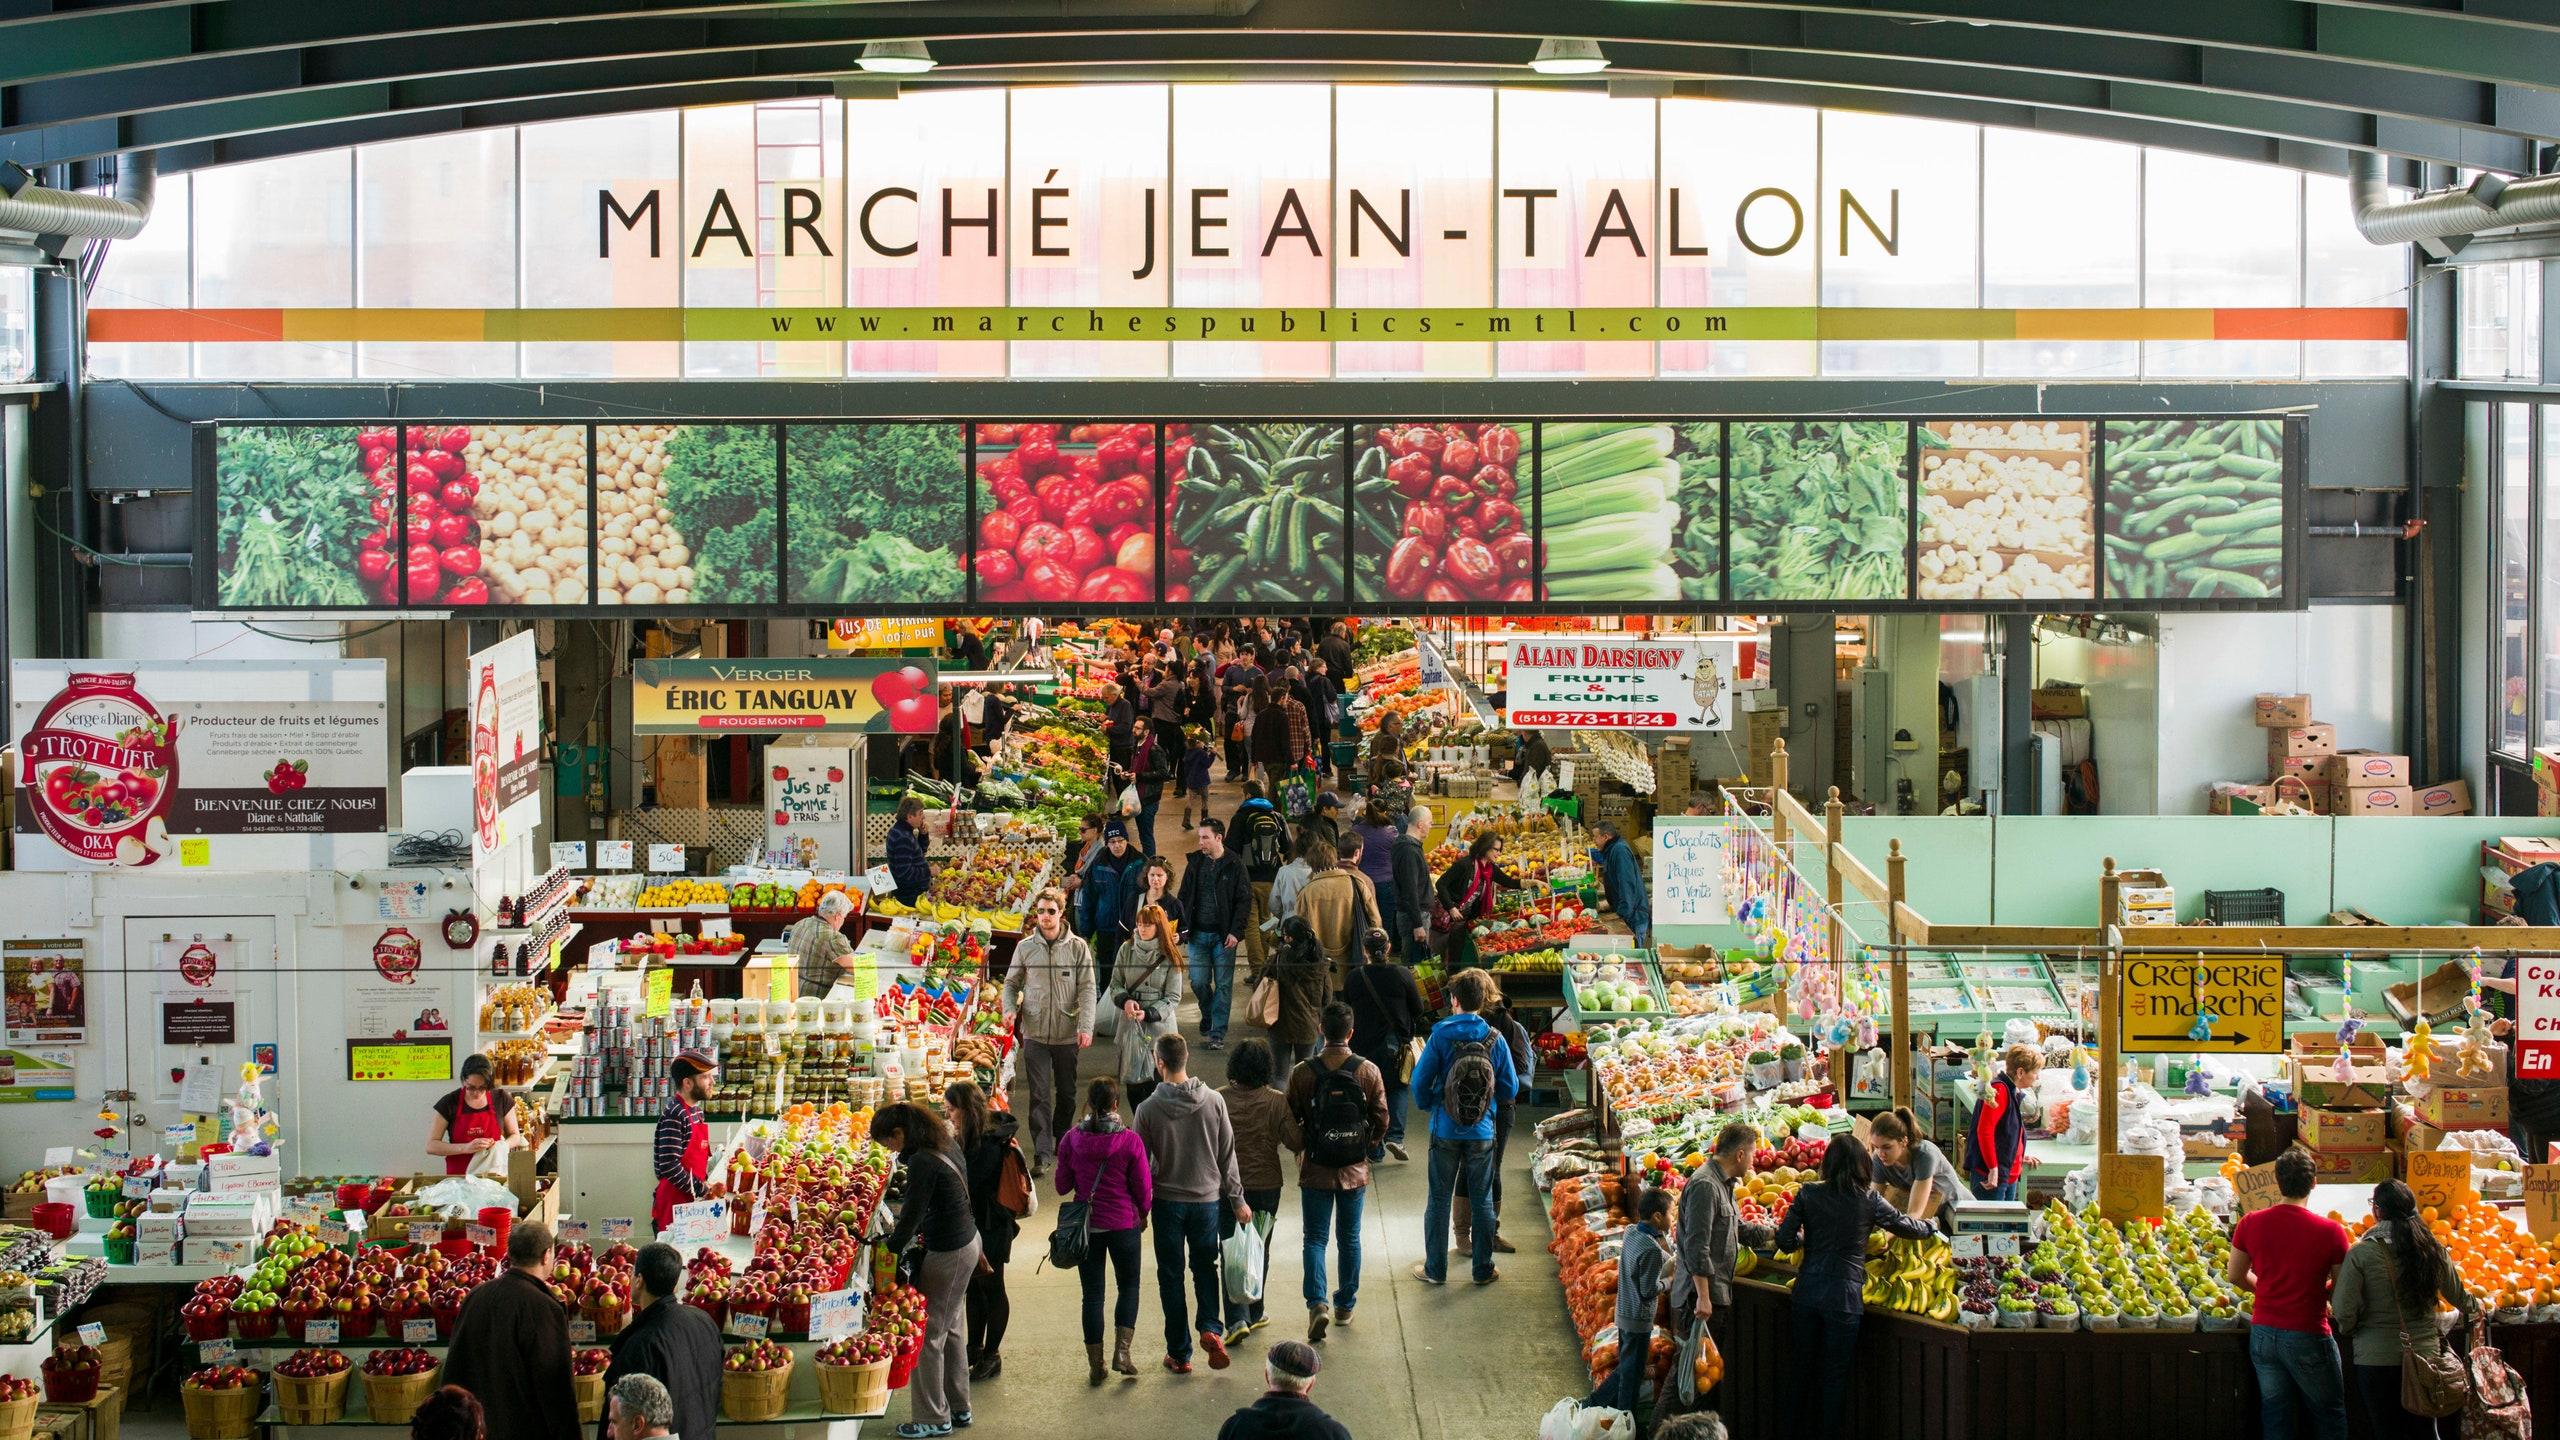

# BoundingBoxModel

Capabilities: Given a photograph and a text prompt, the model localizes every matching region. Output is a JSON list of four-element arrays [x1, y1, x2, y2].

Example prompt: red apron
[[651, 1111, 709, 1230], [443, 1094, 504, 1176]]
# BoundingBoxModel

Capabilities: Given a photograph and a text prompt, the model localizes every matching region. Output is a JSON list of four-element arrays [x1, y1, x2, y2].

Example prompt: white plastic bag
[[1221, 1219, 1265, 1305], [1538, 1399, 1637, 1440]]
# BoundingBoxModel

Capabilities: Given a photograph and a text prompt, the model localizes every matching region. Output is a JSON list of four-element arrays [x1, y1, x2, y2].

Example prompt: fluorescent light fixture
[[857, 40, 936, 74], [1528, 38, 1609, 75]]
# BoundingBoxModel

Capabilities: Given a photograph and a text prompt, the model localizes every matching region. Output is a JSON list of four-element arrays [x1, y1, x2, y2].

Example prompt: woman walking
[[1217, 1038, 1294, 1344], [1772, 1135, 1935, 1439], [945, 1082, 1030, 1384], [1112, 906, 1185, 1112], [1118, 855, 1185, 941], [1054, 1077, 1154, 1387], [870, 1103, 981, 1439], [1348, 801, 1400, 934], [2333, 1180, 2471, 1439], [1261, 916, 1332, 1087]]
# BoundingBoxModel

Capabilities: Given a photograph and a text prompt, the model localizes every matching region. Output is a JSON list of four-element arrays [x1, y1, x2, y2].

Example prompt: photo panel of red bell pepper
[[969, 422, 1169, 606], [596, 423, 778, 606], [1350, 421, 1533, 606], [1175, 423, 1346, 606]]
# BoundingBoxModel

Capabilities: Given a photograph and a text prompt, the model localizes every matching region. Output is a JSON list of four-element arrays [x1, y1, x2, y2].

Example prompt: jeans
[[1186, 933, 1239, 1043], [1789, 1304, 1862, 1438], [1135, 798, 1159, 857], [1422, 1137, 1496, 1283], [2250, 1325, 2350, 1440], [1022, 1042, 1082, 1165], [1077, 1229, 1143, 1345], [965, 1260, 1007, 1362], [1274, 1040, 1318, 1091], [1490, 1098, 1515, 1227], [1152, 1200, 1225, 1359], [1300, 1186, 1365, 1313], [2353, 1362, 2457, 1440], [1585, 1322, 1651, 1413], [1222, 1187, 1282, 1329], [1968, 1178, 2019, 1202], [1370, 1077, 1408, 1158]]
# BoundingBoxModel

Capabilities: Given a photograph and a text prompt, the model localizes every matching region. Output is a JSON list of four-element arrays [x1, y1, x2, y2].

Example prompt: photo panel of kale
[[213, 425, 383, 608], [2102, 418, 2286, 602], [1727, 420, 1910, 602], [1914, 420, 2095, 603], [785, 424, 967, 605], [1176, 423, 1345, 605], [595, 423, 778, 606], [1351, 421, 1530, 604]]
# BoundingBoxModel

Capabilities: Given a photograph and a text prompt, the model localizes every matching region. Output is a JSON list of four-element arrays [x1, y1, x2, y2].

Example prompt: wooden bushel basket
[[720, 1360, 793, 1423], [815, 1357, 890, 1416], [275, 1368, 350, 1425]]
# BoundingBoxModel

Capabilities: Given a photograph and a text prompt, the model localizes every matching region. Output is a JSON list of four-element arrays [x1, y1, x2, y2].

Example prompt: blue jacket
[[1410, 1011, 1519, 1143], [1592, 835, 1649, 936], [885, 819, 931, 904]]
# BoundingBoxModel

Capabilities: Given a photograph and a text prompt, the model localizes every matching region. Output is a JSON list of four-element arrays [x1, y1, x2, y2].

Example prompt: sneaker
[[1163, 1356, 1193, 1375], [895, 1426, 952, 1439], [1307, 1307, 1329, 1344], [1332, 1306, 1353, 1327], [953, 1415, 973, 1431], [1490, 1233, 1517, 1254], [1410, 1262, 1444, 1286], [1226, 1316, 1260, 1343], [1204, 1037, 1225, 1052], [1200, 1330, 1231, 1370], [1385, 1141, 1408, 1162], [1473, 1268, 1501, 1286]]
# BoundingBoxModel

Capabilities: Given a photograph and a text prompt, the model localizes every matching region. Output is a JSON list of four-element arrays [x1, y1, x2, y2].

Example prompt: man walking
[[1001, 886, 1096, 1177], [1390, 806, 1433, 966], [442, 1223, 579, 1440], [1284, 1003, 1386, 1342], [1228, 784, 1293, 994], [1409, 968, 1517, 1287], [1179, 817, 1250, 1051], [1135, 1033, 1251, 1374], [597, 1244, 721, 1440]]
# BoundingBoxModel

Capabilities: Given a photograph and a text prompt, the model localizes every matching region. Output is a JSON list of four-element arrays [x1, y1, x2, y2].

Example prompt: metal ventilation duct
[[0, 152, 156, 248], [2348, 151, 2560, 263]]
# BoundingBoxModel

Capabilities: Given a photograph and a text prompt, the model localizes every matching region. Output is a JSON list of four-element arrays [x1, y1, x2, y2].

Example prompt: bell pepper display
[[970, 423, 1177, 605], [1174, 423, 1346, 603], [1351, 421, 1537, 602]]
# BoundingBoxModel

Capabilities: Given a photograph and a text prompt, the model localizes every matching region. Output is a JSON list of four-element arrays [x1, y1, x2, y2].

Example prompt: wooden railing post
[[2097, 857, 2122, 1160], [1888, 838, 1910, 1112]]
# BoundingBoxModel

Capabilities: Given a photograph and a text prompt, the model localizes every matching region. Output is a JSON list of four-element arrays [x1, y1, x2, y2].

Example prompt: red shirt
[[2232, 1203, 2350, 1334]]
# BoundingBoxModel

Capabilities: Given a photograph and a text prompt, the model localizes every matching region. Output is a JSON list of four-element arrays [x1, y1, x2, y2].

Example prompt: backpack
[[1303, 1058, 1372, 1169], [2460, 1315, 2533, 1440], [1442, 1030, 1498, 1130], [1238, 807, 1290, 879]]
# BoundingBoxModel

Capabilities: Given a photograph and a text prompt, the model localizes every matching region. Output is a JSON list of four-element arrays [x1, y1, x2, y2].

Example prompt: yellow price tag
[[2408, 1150, 2474, 1211], [2097, 1153, 2166, 1223], [178, 837, 212, 868], [644, 967, 674, 1019]]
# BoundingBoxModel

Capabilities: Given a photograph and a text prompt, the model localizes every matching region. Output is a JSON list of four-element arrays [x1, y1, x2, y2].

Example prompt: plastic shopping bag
[[1221, 1219, 1265, 1305], [1539, 1400, 1636, 1440]]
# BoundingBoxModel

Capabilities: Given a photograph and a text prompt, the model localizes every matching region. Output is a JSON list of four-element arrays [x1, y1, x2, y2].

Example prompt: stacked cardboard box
[[2326, 749, 2413, 818], [2234, 694, 2467, 815], [1654, 738, 1692, 811], [2290, 1030, 2396, 1183], [2397, 1036, 2511, 1166], [2536, 747, 2560, 818]]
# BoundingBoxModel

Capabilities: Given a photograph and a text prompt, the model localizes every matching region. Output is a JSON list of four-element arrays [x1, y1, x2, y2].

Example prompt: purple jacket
[[1054, 1118, 1153, 1232]]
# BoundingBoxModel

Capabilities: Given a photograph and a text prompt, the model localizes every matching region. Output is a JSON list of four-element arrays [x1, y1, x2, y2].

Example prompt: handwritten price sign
[[2233, 1161, 2283, 1216], [2525, 1164, 2560, 1242], [557, 1218, 591, 1244]]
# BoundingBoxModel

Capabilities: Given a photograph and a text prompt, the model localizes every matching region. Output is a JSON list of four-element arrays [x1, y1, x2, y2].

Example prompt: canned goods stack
[[559, 990, 713, 1117]]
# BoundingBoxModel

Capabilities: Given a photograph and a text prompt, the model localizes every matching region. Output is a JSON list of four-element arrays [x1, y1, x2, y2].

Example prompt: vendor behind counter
[[429, 1053, 524, 1176]]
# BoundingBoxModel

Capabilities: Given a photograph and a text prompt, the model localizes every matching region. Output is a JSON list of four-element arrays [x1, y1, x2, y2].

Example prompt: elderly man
[[787, 891, 857, 999], [1216, 1339, 1349, 1440], [1391, 805, 1433, 966], [606, 1376, 674, 1440]]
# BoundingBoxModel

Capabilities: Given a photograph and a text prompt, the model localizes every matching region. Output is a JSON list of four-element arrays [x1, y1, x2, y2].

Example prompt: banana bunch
[[1863, 1234, 1959, 1322]]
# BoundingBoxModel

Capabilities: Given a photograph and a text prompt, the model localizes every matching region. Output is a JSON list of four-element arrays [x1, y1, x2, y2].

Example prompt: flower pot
[[180, 1379, 262, 1440], [275, 1368, 350, 1426], [572, 1372, 605, 1425], [816, 1358, 890, 1416], [720, 1362, 792, 1424], [361, 1367, 440, 1425]]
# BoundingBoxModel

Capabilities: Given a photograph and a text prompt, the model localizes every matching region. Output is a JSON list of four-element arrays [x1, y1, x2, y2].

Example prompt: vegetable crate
[[1562, 953, 1667, 1026]]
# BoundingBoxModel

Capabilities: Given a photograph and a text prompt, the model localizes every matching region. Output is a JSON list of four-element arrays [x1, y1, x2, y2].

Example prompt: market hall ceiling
[[3, 0, 2559, 178]]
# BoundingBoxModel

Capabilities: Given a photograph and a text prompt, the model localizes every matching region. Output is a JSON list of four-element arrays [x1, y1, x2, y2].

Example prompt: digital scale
[[1949, 1197, 2035, 1258]]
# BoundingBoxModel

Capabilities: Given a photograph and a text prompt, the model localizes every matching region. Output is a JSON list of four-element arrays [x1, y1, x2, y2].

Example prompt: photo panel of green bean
[[210, 425, 390, 608], [785, 424, 967, 606], [595, 423, 778, 606], [1915, 420, 2096, 603], [2101, 418, 2287, 603], [1726, 420, 1911, 602], [1175, 423, 1345, 606], [1351, 421, 1531, 605]]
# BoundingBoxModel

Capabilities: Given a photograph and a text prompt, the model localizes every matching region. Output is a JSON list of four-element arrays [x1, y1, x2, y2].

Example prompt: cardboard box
[[41, 1384, 124, 1440], [2326, 750, 2412, 787], [2412, 1085, 2510, 1128], [2208, 782, 2277, 816], [2532, 746, 2560, 792], [2291, 1031, 2391, 1109], [2032, 684, 2089, 720], [2265, 723, 2337, 759], [2414, 780, 2472, 817], [2401, 1115, 2509, 1157], [202, 1152, 279, 1195], [2254, 694, 2314, 727], [2333, 785, 2414, 818], [132, 1236, 177, 1267], [2306, 1147, 2395, 1185], [2300, 1106, 2389, 1150], [2271, 753, 2328, 784], [182, 1191, 276, 1236]]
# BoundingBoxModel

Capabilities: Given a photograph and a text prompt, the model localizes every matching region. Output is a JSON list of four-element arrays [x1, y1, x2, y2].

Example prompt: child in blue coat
[[1178, 727, 1218, 828]]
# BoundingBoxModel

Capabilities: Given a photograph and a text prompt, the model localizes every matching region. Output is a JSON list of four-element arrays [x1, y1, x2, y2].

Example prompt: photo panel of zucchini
[[785, 424, 966, 606], [1176, 423, 1346, 605], [969, 423, 1164, 606], [2102, 418, 2286, 602], [1532, 422, 1700, 604], [595, 423, 778, 606], [1915, 420, 2095, 602], [1727, 420, 1911, 602], [402, 424, 593, 608], [1351, 421, 1531, 604], [213, 425, 385, 608]]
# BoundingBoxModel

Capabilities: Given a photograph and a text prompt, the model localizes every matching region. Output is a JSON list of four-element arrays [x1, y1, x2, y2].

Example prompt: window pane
[[2542, 407, 2560, 749], [1008, 86, 1170, 378], [2459, 260, 2541, 383], [684, 100, 845, 378], [2500, 402, 2531, 756], [522, 111, 680, 379], [1171, 84, 1332, 379], [1334, 85, 1494, 379], [2144, 152, 2299, 377], [193, 150, 355, 378], [88, 170, 191, 379], [359, 131, 516, 379], [845, 89, 1006, 378], [1659, 99, 1817, 377], [1981, 130, 2136, 378], [1496, 90, 1654, 378], [0, 266, 29, 382], [2302, 175, 2409, 378], [1821, 112, 1979, 377]]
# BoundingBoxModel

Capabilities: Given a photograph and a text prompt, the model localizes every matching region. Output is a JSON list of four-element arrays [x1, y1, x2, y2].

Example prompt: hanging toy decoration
[[2186, 1007, 2223, 1045], [2184, 1057, 2215, 1098], [2403, 1015, 2434, 1083], [2454, 995, 2499, 1080], [2069, 1043, 2091, 1092]]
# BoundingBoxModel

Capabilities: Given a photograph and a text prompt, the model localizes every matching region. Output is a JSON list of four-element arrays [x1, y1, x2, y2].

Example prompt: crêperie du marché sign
[[1506, 639, 1736, 732]]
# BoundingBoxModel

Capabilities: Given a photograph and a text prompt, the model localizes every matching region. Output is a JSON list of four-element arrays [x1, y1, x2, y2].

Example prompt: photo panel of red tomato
[[1350, 421, 1532, 606], [969, 422, 1167, 607], [1174, 423, 1345, 605], [396, 424, 592, 608]]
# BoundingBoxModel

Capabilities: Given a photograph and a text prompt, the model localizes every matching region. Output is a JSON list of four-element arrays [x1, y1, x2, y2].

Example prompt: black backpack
[[1237, 807, 1291, 880], [1302, 1058, 1372, 1169], [1442, 1033, 1498, 1130]]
